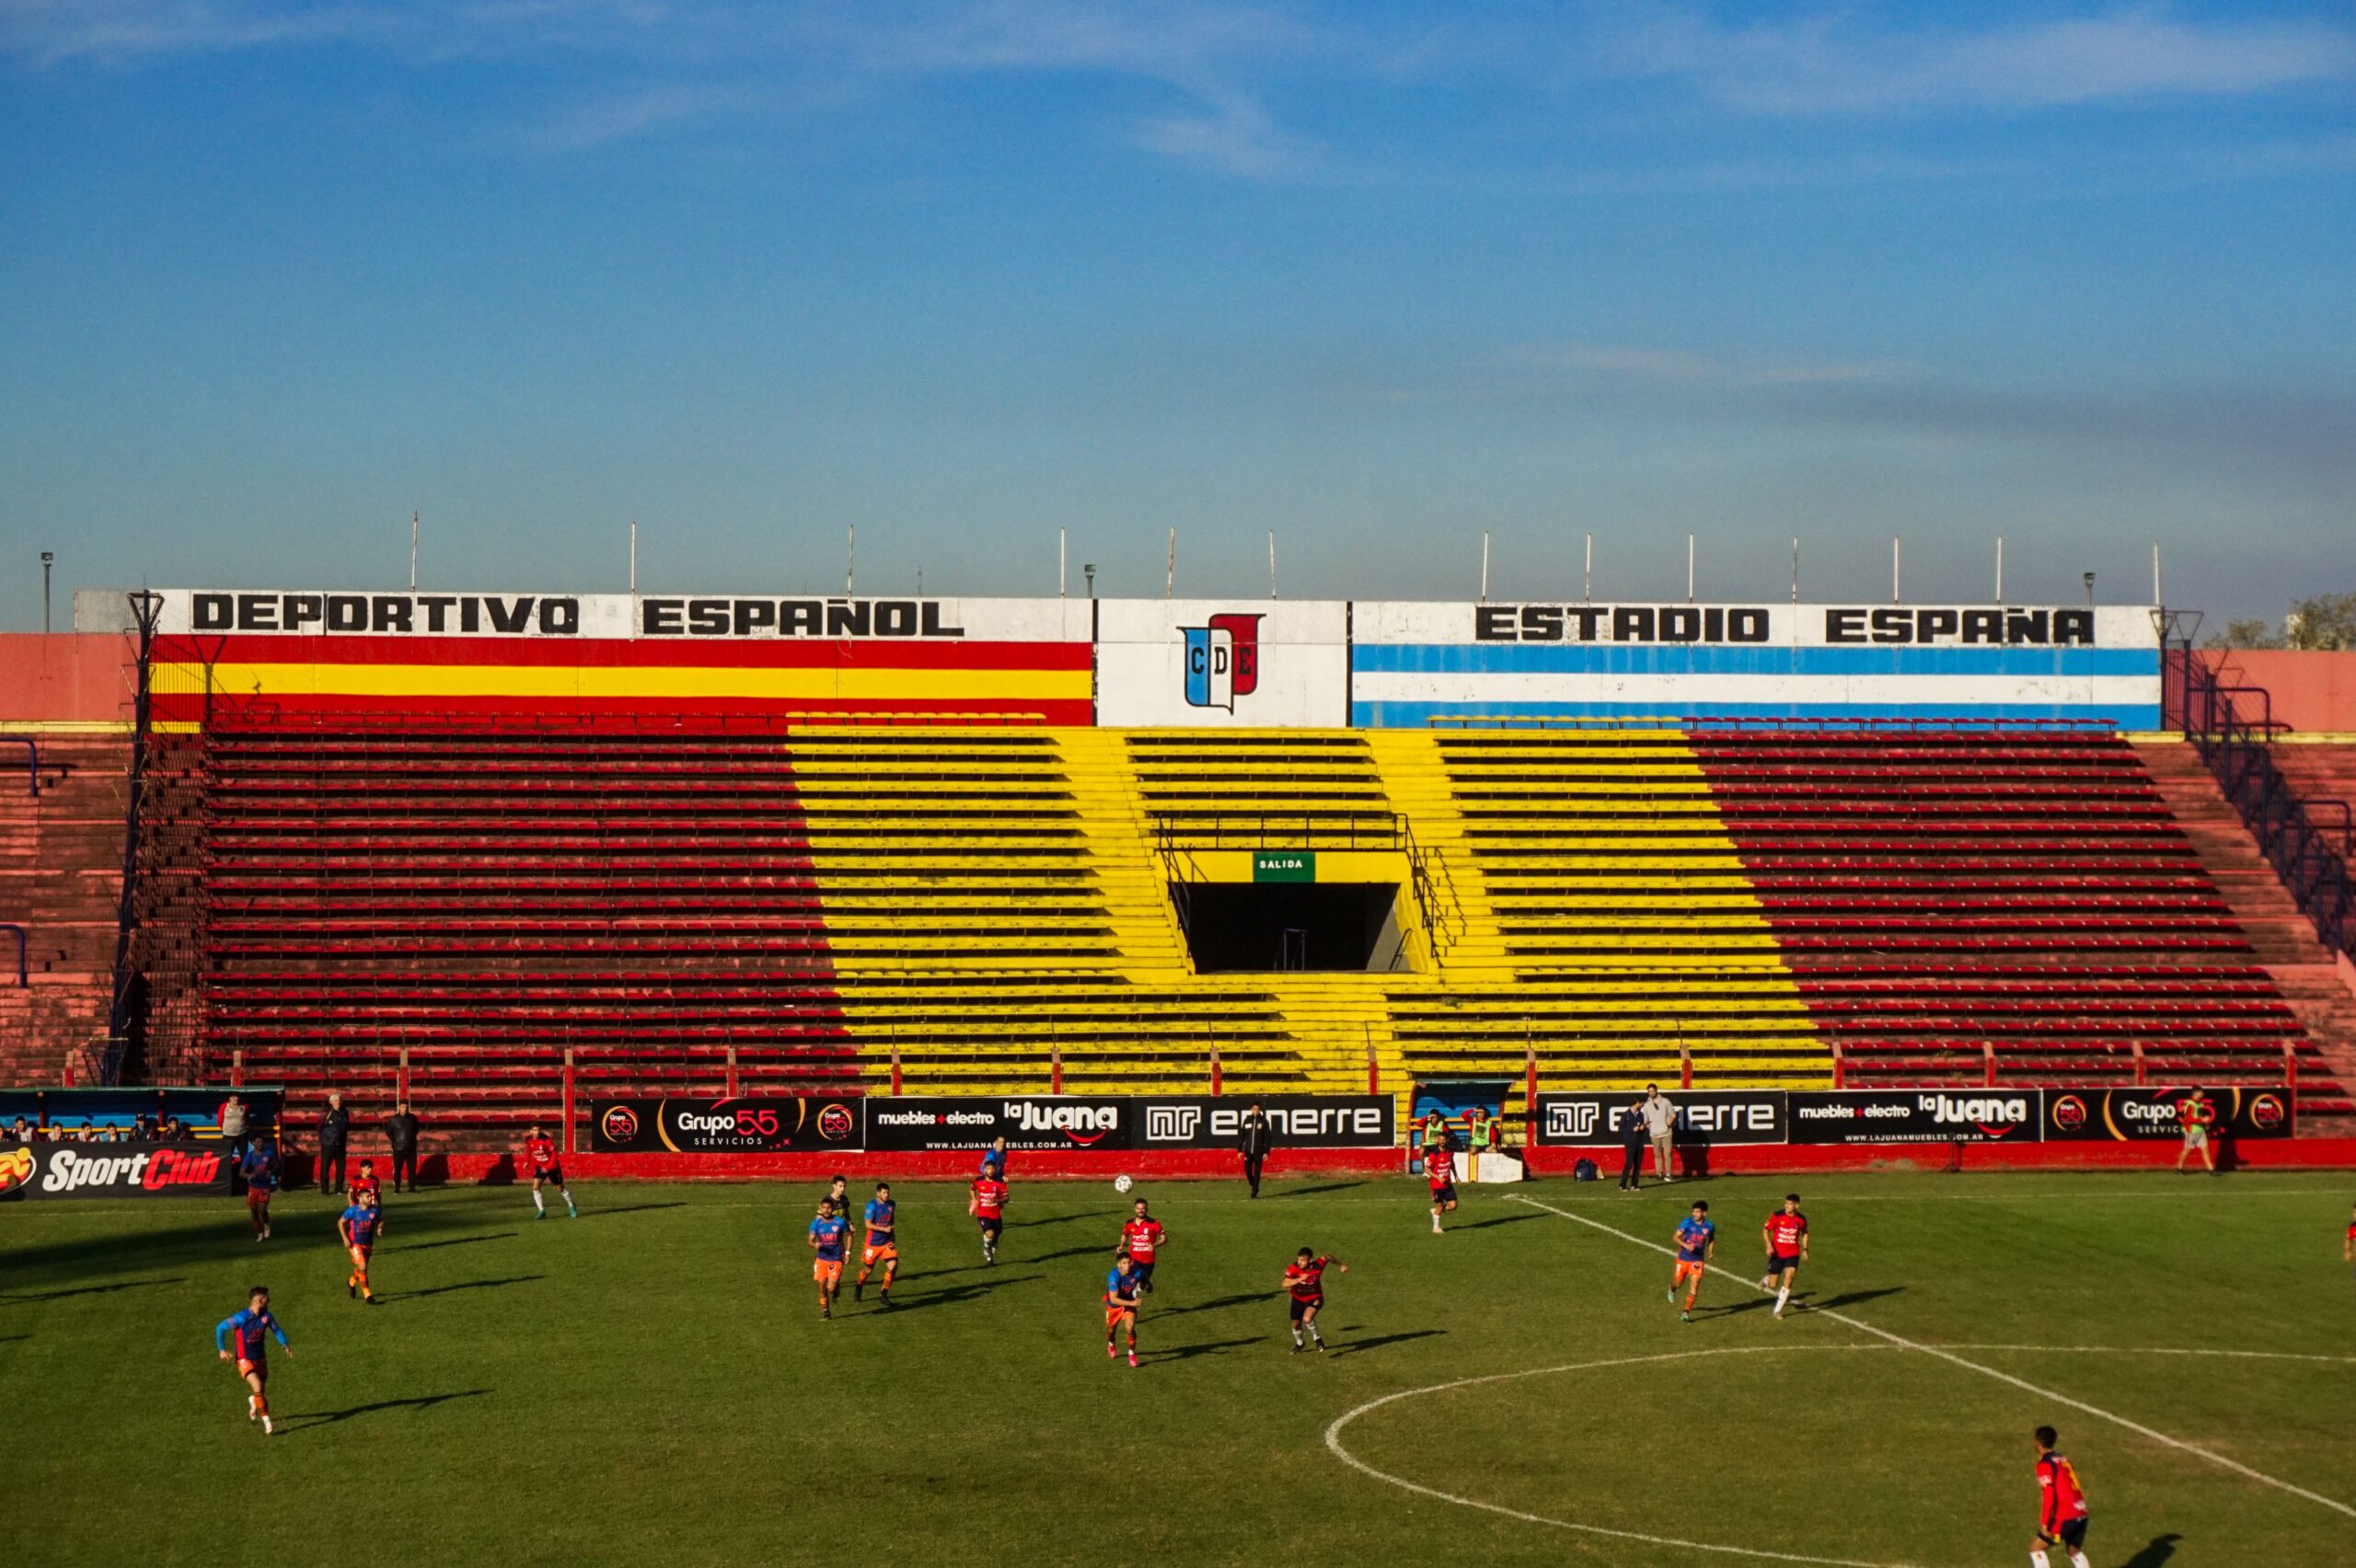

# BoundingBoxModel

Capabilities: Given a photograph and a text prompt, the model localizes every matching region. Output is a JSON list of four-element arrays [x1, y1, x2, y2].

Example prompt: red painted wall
[[2198, 650, 2356, 734], [0, 635, 131, 724]]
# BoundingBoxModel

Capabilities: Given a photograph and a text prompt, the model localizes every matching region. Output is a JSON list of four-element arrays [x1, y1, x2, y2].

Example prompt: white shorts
[[2182, 1124, 2209, 1148]]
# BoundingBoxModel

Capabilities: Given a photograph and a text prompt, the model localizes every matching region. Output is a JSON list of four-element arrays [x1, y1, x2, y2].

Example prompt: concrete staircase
[[2136, 739, 2356, 1121], [0, 732, 131, 1085]]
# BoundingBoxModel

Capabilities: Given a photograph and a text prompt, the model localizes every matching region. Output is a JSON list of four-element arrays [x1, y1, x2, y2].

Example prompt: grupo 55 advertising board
[[0, 1141, 236, 1200], [590, 1097, 862, 1154], [2042, 1086, 2293, 1142]]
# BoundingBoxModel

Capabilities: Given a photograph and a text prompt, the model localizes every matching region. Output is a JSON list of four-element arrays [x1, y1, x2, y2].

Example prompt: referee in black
[[1238, 1101, 1273, 1198]]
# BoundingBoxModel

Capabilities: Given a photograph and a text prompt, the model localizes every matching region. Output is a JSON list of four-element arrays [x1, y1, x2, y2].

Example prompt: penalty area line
[[1508, 1193, 2356, 1522]]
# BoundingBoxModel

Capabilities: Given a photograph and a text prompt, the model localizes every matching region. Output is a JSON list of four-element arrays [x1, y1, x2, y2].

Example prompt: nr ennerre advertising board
[[1531, 1091, 1788, 1147]]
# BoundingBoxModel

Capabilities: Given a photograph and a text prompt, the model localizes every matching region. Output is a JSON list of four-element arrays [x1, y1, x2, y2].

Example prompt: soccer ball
[[1114, 1174, 1133, 1193]]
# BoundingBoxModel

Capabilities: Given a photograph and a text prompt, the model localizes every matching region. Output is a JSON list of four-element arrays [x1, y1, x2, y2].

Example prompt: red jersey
[[525, 1136, 559, 1173], [1285, 1256, 1334, 1301], [349, 1173, 382, 1207], [1426, 1149, 1456, 1190], [1120, 1217, 1165, 1260], [2037, 1450, 2089, 1530], [1765, 1211, 1808, 1253], [970, 1178, 1007, 1219]]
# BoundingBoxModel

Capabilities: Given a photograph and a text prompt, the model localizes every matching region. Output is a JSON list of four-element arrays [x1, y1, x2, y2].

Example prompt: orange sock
[[254, 1393, 268, 1418]]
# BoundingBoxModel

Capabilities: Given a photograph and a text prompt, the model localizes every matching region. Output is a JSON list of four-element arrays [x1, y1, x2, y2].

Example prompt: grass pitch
[[6, 1170, 2352, 1566]]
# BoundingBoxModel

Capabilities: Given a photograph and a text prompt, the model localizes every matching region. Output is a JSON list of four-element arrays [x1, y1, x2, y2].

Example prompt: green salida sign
[[1253, 851, 1316, 883]]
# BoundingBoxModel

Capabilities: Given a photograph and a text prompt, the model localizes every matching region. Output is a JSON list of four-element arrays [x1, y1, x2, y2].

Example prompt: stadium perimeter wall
[[2193, 650, 2356, 734], [260, 1139, 2356, 1186], [0, 634, 132, 725]]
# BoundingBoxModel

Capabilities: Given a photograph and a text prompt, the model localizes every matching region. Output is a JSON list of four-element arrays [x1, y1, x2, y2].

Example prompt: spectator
[[385, 1100, 422, 1193], [1640, 1084, 1679, 1184], [2, 1115, 27, 1143], [1238, 1101, 1273, 1198], [317, 1092, 351, 1195], [1618, 1098, 1647, 1191], [133, 1112, 157, 1141], [219, 1095, 249, 1164], [161, 1116, 187, 1142]]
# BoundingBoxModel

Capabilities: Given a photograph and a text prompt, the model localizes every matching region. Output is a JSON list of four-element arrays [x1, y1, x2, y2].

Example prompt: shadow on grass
[[1159, 1291, 1274, 1318], [0, 1276, 186, 1304], [1025, 1243, 1117, 1264], [1276, 1182, 1364, 1199], [576, 1202, 690, 1220], [2121, 1535, 2182, 1568], [1328, 1329, 1445, 1358], [398, 1275, 544, 1301], [1145, 1334, 1263, 1362], [1013, 1210, 1121, 1228], [1801, 1286, 1905, 1312], [283, 1389, 491, 1431], [394, 1232, 514, 1254], [873, 1274, 1043, 1314], [1449, 1214, 1542, 1232]]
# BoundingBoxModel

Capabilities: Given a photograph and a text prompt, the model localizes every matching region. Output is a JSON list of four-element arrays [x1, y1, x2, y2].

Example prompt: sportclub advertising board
[[0, 1141, 236, 1200], [1531, 1089, 2292, 1148], [589, 1096, 863, 1154]]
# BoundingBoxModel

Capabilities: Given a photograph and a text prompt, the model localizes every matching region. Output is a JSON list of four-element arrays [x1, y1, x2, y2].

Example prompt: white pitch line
[[1509, 1193, 2356, 1522], [1323, 1345, 1922, 1568], [1945, 1344, 2356, 1365]]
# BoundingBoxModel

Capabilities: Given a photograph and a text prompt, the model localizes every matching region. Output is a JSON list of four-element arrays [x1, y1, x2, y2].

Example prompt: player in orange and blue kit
[[214, 1286, 292, 1435], [336, 1191, 383, 1304], [808, 1198, 849, 1320], [2028, 1424, 2092, 1568], [855, 1182, 898, 1305], [238, 1137, 280, 1241], [1668, 1200, 1715, 1322], [1103, 1251, 1143, 1368]]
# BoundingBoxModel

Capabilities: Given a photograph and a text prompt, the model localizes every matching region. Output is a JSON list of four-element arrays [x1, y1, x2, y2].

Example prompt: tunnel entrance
[[1174, 882, 1404, 973]]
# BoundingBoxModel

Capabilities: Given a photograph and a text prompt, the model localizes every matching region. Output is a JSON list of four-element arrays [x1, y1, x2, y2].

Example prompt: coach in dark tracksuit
[[385, 1101, 422, 1192], [1617, 1100, 1647, 1191], [317, 1093, 351, 1194], [1239, 1102, 1274, 1198]]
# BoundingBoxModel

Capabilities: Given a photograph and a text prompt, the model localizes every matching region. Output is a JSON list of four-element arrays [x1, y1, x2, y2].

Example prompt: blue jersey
[[809, 1216, 849, 1262], [238, 1146, 279, 1192], [1104, 1264, 1141, 1307], [214, 1307, 287, 1361], [1675, 1216, 1716, 1262], [341, 1204, 381, 1248], [863, 1198, 895, 1246]]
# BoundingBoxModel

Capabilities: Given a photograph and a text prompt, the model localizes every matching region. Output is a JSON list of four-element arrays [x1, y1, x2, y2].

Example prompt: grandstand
[[5, 593, 2354, 1151]]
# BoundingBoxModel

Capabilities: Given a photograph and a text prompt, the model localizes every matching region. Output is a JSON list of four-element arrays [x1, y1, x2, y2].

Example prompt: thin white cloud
[[514, 80, 753, 152], [1507, 340, 1908, 389], [1603, 6, 2356, 115]]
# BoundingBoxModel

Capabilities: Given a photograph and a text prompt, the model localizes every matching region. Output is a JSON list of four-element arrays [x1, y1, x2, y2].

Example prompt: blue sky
[[2, 1, 2350, 628]]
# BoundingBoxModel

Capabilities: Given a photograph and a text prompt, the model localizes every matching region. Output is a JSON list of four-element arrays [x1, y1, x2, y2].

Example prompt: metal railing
[[1149, 811, 1405, 851], [2178, 644, 2356, 956], [5, 737, 37, 796]]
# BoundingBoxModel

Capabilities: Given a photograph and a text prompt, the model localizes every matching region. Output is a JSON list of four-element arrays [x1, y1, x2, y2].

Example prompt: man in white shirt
[[1640, 1085, 1678, 1183]]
